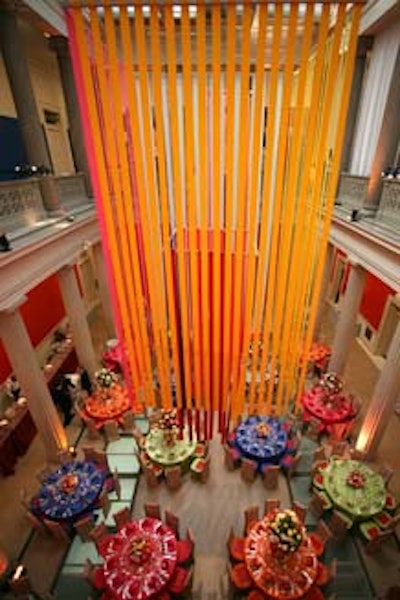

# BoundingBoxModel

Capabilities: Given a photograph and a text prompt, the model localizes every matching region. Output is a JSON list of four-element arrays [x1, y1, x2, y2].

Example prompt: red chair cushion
[[191, 458, 206, 472], [226, 432, 236, 447], [167, 566, 189, 594], [176, 539, 193, 564], [302, 586, 325, 600], [308, 533, 324, 557], [315, 562, 329, 586], [385, 493, 396, 511], [247, 590, 267, 599], [229, 536, 245, 562], [231, 563, 253, 590]]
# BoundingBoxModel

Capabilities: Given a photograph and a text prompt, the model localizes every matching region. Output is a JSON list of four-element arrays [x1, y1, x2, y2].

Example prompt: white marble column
[[356, 317, 400, 458], [58, 264, 98, 378], [0, 298, 67, 460], [328, 261, 366, 375], [92, 243, 115, 338], [314, 243, 334, 339]]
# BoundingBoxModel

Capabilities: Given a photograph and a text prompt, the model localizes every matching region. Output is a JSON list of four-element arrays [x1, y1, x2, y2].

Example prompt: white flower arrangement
[[95, 368, 116, 389], [268, 510, 304, 554]]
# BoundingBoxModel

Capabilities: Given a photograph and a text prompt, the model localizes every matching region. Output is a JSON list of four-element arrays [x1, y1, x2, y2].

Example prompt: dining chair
[[74, 515, 95, 542], [227, 526, 245, 562], [103, 420, 120, 443], [43, 519, 71, 543], [292, 500, 307, 523], [165, 509, 180, 538], [176, 527, 195, 565], [261, 465, 280, 490], [25, 511, 49, 536], [83, 558, 106, 592], [329, 510, 353, 542], [308, 490, 332, 519], [348, 446, 367, 461], [227, 562, 253, 592], [309, 519, 333, 556], [121, 409, 135, 432], [35, 465, 54, 484], [143, 463, 163, 488], [98, 489, 111, 518], [167, 565, 194, 596], [264, 498, 281, 515], [244, 505, 259, 535], [313, 445, 327, 462], [89, 522, 112, 556], [56, 448, 74, 464], [91, 449, 109, 470], [365, 528, 395, 555], [330, 441, 348, 458], [241, 458, 258, 483], [86, 418, 102, 441], [144, 502, 161, 520], [223, 443, 241, 471], [281, 451, 303, 479], [113, 507, 131, 530], [165, 466, 183, 491], [190, 455, 211, 483], [379, 463, 394, 487]]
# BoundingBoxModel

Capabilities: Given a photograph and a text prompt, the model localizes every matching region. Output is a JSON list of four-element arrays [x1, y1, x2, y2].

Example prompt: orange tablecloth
[[84, 385, 130, 422], [302, 387, 356, 425], [103, 518, 177, 600], [245, 514, 318, 599]]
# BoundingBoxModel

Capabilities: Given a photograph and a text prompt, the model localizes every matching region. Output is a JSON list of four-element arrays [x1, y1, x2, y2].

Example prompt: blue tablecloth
[[235, 415, 287, 463], [31, 460, 106, 522]]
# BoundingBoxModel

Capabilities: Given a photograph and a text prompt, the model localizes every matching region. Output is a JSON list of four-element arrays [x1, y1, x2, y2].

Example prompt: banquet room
[[0, 1, 400, 599]]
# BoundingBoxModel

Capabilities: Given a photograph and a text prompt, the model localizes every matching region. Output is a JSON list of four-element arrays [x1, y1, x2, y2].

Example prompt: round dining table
[[84, 384, 131, 422], [323, 459, 386, 519], [30, 460, 106, 522], [145, 426, 197, 467], [235, 415, 287, 463], [244, 512, 318, 599], [103, 517, 177, 600], [301, 387, 356, 425]]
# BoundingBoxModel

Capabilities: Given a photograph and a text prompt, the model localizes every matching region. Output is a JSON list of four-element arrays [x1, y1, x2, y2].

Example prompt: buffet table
[[103, 517, 177, 600], [244, 510, 319, 599], [0, 403, 37, 477], [30, 460, 106, 522], [234, 415, 288, 464], [321, 459, 386, 519]]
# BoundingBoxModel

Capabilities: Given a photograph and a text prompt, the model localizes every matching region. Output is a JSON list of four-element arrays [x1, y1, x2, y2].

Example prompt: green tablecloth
[[323, 459, 386, 519], [145, 427, 197, 467]]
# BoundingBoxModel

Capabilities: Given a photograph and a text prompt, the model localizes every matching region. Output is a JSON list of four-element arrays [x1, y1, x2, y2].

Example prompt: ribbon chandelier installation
[[66, 1, 362, 437]]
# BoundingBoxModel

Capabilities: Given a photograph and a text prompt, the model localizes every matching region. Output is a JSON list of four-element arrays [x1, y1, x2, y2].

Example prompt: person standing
[[78, 366, 93, 396], [5, 375, 21, 401]]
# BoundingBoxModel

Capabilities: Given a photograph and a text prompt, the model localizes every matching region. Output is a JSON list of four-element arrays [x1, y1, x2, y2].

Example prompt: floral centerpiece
[[319, 372, 343, 396], [59, 473, 79, 494], [129, 536, 153, 564], [268, 510, 304, 556], [157, 409, 178, 446], [346, 469, 366, 489], [95, 368, 117, 389], [255, 422, 270, 438]]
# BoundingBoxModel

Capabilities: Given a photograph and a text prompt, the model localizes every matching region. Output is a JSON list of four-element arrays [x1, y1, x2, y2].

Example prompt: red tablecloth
[[84, 385, 131, 423], [302, 387, 356, 425], [103, 518, 177, 600], [244, 513, 318, 600], [0, 407, 37, 476]]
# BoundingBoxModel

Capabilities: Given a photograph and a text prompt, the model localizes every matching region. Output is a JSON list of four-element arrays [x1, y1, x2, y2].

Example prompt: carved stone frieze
[[56, 173, 93, 210], [336, 173, 368, 209], [0, 179, 47, 232]]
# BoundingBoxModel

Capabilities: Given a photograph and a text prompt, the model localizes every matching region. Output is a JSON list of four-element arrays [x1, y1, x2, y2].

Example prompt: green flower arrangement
[[268, 510, 304, 554]]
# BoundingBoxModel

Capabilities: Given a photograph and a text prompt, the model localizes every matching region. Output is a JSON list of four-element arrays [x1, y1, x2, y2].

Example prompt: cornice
[[0, 212, 100, 311], [329, 216, 400, 292]]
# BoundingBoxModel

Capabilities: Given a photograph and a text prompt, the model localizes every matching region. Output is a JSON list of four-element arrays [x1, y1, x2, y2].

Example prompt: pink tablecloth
[[302, 387, 356, 425], [103, 518, 177, 600]]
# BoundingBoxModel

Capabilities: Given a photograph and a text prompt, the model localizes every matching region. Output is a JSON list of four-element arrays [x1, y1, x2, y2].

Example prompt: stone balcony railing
[[0, 173, 94, 237], [377, 179, 400, 226], [336, 173, 368, 210]]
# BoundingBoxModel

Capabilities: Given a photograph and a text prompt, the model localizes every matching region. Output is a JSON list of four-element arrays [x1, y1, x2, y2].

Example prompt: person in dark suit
[[77, 366, 93, 396], [51, 375, 75, 426]]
